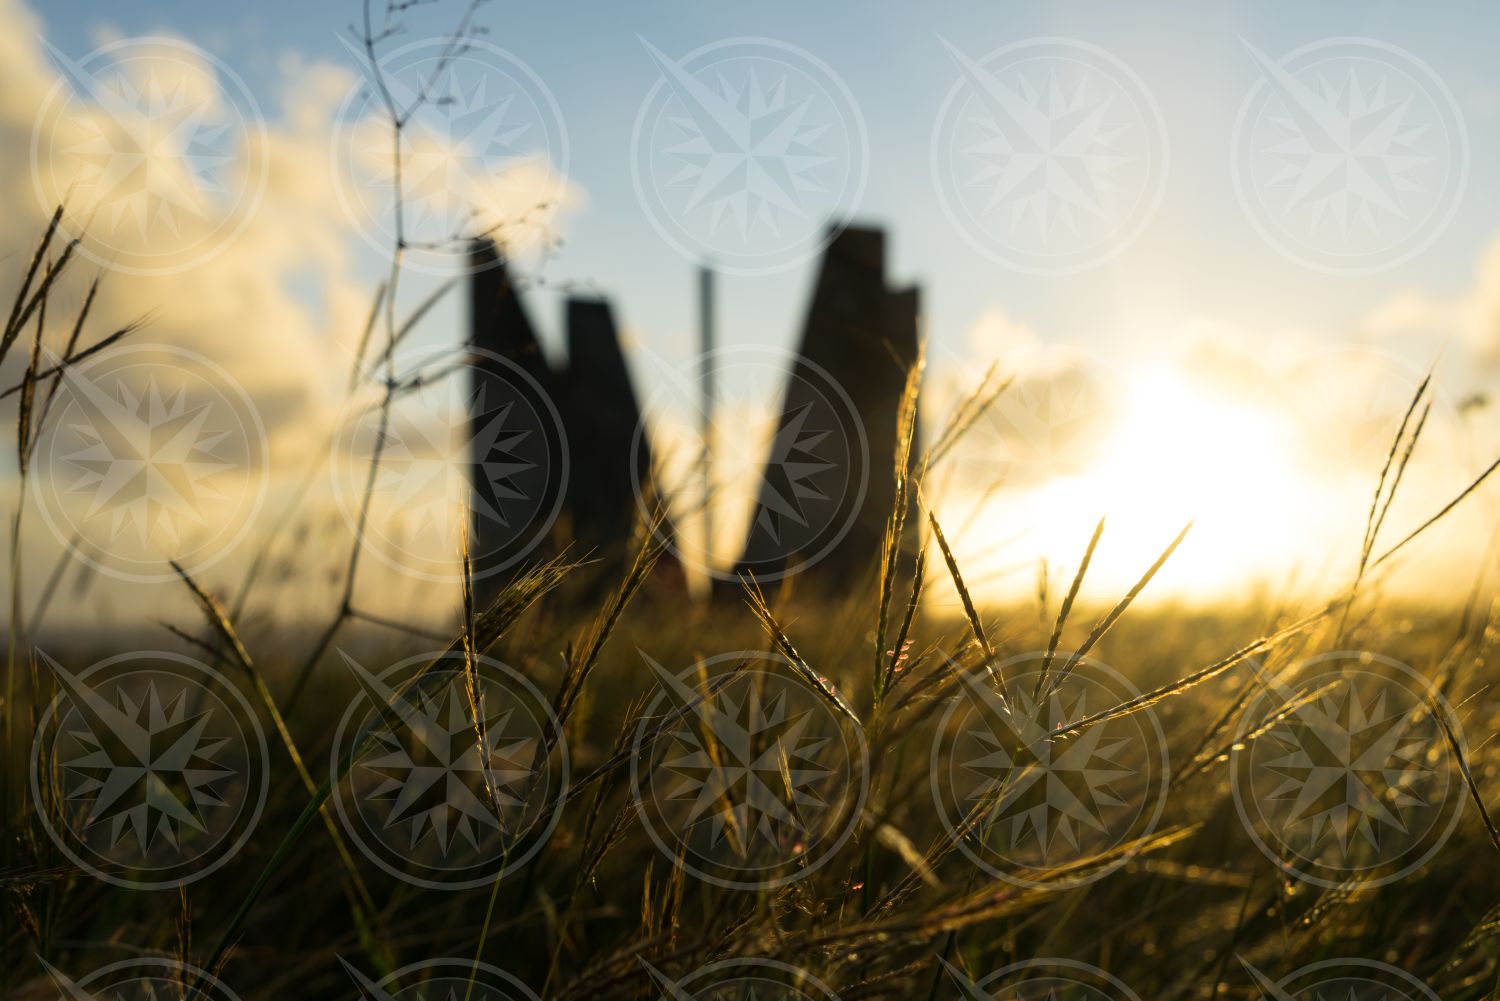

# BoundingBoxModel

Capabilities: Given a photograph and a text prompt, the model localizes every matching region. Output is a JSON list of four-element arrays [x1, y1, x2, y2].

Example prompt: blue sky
[[12, 0, 1500, 614], [26, 0, 1500, 379]]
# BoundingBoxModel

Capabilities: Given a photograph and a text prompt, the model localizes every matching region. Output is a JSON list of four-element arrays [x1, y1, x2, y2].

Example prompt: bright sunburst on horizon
[[941, 359, 1484, 607]]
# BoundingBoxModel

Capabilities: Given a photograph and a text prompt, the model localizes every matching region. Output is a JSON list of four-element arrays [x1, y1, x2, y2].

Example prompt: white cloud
[[930, 287, 1498, 605], [1364, 235, 1500, 363], [0, 0, 583, 624]]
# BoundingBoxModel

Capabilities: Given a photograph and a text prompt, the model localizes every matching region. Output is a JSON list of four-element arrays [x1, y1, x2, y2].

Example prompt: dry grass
[[6, 40, 1500, 1001], [8, 220, 1500, 1001]]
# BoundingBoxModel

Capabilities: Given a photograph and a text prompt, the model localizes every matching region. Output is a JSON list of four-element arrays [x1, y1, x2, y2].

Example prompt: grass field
[[7, 2, 1500, 994], [6, 207, 1500, 1001]]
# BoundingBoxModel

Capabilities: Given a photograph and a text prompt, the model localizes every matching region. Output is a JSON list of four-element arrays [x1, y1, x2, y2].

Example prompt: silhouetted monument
[[468, 238, 565, 597], [469, 239, 555, 392], [732, 225, 922, 591], [561, 297, 660, 583], [467, 226, 917, 603], [468, 239, 674, 601]]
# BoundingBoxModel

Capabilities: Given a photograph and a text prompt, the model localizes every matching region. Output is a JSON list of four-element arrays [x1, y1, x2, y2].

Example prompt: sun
[[952, 365, 1319, 602], [1096, 368, 1290, 498], [1068, 367, 1307, 592]]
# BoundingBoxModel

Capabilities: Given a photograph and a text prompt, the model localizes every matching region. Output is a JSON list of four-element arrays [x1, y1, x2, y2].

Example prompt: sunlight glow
[[949, 365, 1326, 603]]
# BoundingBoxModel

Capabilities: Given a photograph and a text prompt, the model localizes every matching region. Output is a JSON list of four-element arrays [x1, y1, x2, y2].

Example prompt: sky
[[6, 0, 1500, 625], [22, 0, 1500, 361]]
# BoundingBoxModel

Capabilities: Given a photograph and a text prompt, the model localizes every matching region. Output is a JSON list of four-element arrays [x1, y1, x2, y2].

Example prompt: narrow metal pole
[[698, 263, 715, 575]]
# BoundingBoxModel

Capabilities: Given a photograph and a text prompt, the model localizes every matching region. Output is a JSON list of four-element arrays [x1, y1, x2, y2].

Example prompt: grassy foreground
[[6, 584, 1500, 1000], [5, 51, 1500, 993]]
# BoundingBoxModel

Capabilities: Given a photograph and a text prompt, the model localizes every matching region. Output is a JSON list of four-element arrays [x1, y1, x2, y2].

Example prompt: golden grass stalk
[[926, 509, 992, 667], [1, 207, 68, 364], [169, 561, 382, 927], [555, 510, 669, 730], [1359, 368, 1431, 565], [1047, 604, 1333, 739], [1431, 693, 1500, 857], [1367, 452, 1500, 573], [1174, 679, 1341, 783], [187, 554, 572, 998], [1341, 371, 1433, 639], [1034, 516, 1105, 699], [880, 543, 928, 700], [560, 652, 751, 813], [1041, 521, 1192, 700], [0, 321, 144, 404], [874, 352, 924, 699], [742, 572, 863, 728], [923, 362, 1012, 470]]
